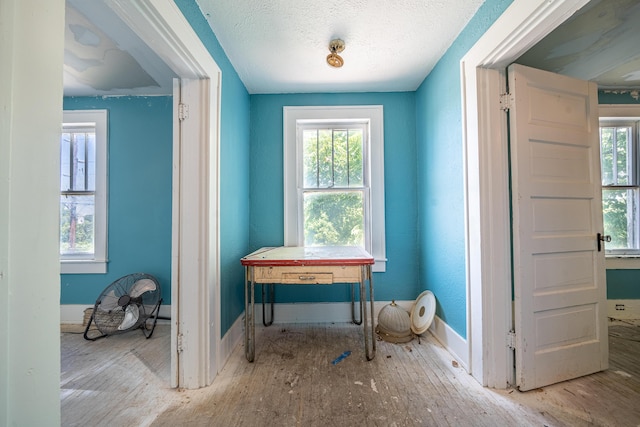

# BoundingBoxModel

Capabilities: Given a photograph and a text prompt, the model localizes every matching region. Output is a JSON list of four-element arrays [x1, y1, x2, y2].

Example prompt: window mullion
[[331, 129, 335, 188], [347, 129, 350, 187], [69, 133, 75, 191], [633, 123, 639, 250], [84, 132, 89, 191], [315, 129, 319, 187], [612, 128, 618, 185]]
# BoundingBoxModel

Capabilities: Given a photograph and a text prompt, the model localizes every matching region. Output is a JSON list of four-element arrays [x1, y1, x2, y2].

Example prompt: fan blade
[[99, 290, 119, 311], [129, 278, 157, 298], [117, 304, 140, 330]]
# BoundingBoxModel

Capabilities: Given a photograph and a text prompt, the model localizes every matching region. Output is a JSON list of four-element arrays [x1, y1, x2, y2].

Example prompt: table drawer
[[252, 265, 361, 284]]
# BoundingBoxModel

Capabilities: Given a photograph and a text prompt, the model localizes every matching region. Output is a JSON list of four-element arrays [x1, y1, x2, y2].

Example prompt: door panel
[[509, 64, 608, 391]]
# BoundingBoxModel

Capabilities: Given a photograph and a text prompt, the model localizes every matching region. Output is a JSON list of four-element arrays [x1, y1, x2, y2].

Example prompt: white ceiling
[[63, 0, 485, 96], [517, 0, 640, 90], [196, 0, 485, 94], [64, 0, 176, 97], [63, 0, 640, 97]]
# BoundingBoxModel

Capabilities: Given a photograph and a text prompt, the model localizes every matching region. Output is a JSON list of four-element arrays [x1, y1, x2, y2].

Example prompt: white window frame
[[284, 106, 386, 272], [60, 109, 108, 274], [600, 104, 640, 269]]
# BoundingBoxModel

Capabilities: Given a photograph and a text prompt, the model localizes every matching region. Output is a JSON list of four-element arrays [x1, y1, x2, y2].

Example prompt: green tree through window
[[301, 126, 365, 247]]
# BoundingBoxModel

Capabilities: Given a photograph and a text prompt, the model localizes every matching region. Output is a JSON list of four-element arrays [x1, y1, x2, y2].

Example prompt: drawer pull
[[298, 275, 316, 280]]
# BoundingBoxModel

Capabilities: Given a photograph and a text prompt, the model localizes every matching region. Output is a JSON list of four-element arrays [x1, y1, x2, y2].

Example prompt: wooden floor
[[61, 320, 640, 426]]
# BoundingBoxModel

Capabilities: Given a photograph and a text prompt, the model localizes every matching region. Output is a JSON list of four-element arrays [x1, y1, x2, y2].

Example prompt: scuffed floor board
[[61, 322, 640, 426]]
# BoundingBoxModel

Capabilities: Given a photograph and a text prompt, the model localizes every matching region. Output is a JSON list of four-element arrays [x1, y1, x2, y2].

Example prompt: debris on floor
[[331, 350, 351, 365]]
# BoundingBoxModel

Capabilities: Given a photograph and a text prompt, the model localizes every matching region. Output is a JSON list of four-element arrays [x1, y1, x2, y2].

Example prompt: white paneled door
[[509, 64, 608, 391]]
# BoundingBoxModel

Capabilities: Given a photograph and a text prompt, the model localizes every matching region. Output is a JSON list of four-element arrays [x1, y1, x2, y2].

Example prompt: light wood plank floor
[[61, 320, 640, 426]]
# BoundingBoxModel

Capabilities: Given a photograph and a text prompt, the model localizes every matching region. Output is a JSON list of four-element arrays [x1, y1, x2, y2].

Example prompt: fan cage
[[84, 273, 162, 341]]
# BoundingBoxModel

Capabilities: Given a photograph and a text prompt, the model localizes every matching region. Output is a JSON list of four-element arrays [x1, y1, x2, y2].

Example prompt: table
[[241, 246, 376, 362]]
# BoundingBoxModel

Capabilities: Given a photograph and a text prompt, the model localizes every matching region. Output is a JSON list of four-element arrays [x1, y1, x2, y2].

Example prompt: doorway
[[461, 0, 593, 388], [63, 0, 222, 389]]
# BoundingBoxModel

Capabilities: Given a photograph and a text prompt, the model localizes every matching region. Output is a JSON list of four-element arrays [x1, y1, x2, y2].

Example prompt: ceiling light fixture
[[326, 39, 345, 68]]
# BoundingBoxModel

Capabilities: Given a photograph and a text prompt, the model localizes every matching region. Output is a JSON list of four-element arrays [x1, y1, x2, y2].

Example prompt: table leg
[[367, 265, 376, 360], [361, 265, 376, 360], [351, 283, 362, 325], [262, 284, 274, 327], [245, 266, 255, 362]]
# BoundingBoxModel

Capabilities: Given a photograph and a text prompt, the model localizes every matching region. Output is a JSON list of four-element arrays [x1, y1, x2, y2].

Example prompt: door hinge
[[178, 103, 189, 121], [507, 329, 516, 349], [500, 92, 513, 111], [177, 333, 185, 353]]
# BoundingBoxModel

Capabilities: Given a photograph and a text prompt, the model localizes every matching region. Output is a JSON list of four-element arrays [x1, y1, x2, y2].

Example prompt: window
[[60, 110, 108, 273], [284, 106, 386, 272], [600, 119, 639, 254]]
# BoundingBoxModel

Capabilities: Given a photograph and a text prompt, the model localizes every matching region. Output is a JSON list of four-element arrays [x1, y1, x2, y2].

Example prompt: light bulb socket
[[326, 52, 344, 68]]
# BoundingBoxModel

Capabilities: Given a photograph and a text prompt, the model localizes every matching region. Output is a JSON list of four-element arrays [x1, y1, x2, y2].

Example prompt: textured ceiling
[[195, 0, 485, 94], [64, 0, 176, 97], [517, 0, 640, 90]]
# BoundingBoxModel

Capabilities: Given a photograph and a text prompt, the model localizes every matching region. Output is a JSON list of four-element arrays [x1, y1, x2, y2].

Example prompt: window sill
[[61, 259, 107, 274], [605, 257, 640, 270], [372, 259, 386, 273]]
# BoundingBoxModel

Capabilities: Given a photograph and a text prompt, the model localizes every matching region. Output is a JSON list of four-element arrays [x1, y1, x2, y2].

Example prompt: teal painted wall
[[599, 90, 640, 300], [415, 0, 514, 338], [175, 0, 251, 334], [599, 91, 640, 105], [60, 96, 173, 304], [249, 93, 419, 303]]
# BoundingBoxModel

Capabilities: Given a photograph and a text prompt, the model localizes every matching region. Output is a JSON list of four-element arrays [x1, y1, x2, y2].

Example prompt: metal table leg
[[245, 266, 255, 362], [262, 284, 274, 326], [351, 283, 362, 325], [361, 265, 376, 360]]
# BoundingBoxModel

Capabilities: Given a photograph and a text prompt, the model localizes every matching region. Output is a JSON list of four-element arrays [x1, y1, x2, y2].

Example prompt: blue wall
[[61, 96, 173, 304], [175, 0, 251, 334], [249, 93, 419, 303], [415, 0, 514, 338]]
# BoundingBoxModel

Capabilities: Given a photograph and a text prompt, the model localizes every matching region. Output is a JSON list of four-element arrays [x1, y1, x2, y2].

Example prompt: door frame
[[461, 0, 592, 388], [108, 0, 222, 388]]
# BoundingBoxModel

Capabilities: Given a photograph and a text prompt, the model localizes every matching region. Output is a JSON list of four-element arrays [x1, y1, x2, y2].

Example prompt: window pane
[[616, 127, 630, 185], [60, 130, 96, 192], [602, 188, 637, 250], [333, 129, 348, 187], [303, 191, 364, 247], [303, 129, 319, 188], [60, 133, 71, 191], [318, 129, 333, 187], [302, 127, 364, 189], [60, 195, 95, 255], [600, 125, 632, 185], [348, 129, 364, 186]]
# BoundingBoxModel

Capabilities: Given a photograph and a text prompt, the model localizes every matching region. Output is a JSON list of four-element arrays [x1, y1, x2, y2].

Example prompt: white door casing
[[109, 0, 222, 389], [461, 0, 592, 388], [509, 64, 608, 391]]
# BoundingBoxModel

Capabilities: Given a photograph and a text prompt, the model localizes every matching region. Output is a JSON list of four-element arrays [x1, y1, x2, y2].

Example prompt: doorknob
[[597, 233, 611, 252]]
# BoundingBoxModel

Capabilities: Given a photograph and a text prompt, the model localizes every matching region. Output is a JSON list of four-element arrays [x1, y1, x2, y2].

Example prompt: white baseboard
[[60, 304, 171, 324], [607, 299, 640, 320], [251, 300, 415, 324], [428, 315, 469, 371], [219, 314, 244, 371]]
